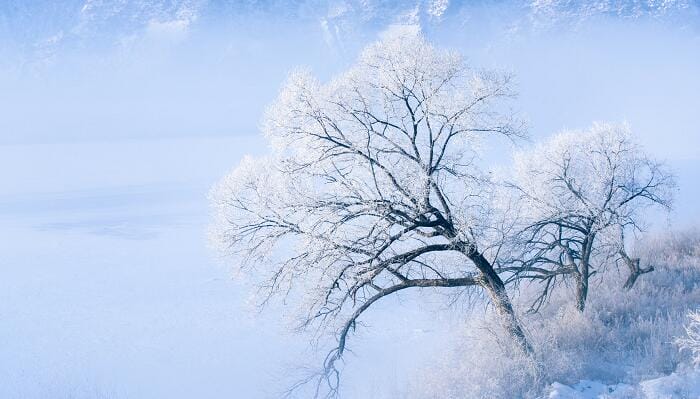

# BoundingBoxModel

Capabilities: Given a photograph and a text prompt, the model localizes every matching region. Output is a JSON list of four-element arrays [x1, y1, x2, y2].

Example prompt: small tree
[[617, 228, 656, 290], [507, 123, 674, 312], [210, 32, 530, 396]]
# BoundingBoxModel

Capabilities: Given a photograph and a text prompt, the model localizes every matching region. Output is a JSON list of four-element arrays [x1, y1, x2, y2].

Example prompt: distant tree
[[507, 123, 674, 312], [210, 32, 530, 396]]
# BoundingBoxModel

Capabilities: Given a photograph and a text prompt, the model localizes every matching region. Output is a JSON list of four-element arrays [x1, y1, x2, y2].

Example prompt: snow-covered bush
[[678, 311, 700, 366], [410, 228, 700, 398]]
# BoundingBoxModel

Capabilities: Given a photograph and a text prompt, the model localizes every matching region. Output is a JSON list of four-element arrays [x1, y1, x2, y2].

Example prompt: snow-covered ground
[[546, 369, 700, 399]]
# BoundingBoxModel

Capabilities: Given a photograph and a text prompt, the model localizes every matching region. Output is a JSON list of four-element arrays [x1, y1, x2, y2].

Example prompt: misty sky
[[2, 0, 698, 222]]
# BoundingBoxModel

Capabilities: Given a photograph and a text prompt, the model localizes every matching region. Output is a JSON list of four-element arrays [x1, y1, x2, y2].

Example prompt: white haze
[[1, 2, 699, 398]]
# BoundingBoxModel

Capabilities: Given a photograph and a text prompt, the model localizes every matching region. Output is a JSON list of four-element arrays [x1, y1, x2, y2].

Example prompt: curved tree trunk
[[468, 251, 534, 355]]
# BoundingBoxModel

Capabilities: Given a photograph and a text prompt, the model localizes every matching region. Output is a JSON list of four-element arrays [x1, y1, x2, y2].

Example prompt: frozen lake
[[0, 137, 285, 398], [0, 136, 453, 398]]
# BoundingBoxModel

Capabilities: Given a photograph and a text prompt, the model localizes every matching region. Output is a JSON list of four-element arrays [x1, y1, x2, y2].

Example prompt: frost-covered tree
[[508, 123, 674, 312], [678, 310, 700, 366], [210, 32, 530, 395]]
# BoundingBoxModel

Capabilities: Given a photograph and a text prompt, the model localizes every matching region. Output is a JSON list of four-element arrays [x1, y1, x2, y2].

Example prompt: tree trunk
[[574, 235, 594, 312], [623, 271, 640, 291], [574, 269, 588, 312], [468, 251, 533, 355], [620, 249, 654, 290]]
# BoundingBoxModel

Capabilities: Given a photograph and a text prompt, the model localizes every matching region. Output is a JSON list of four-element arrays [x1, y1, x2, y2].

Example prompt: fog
[[1, 1, 699, 398]]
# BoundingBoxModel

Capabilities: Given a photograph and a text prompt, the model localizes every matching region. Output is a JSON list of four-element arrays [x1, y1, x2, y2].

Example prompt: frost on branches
[[678, 310, 700, 366], [210, 32, 530, 396], [506, 123, 675, 312]]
